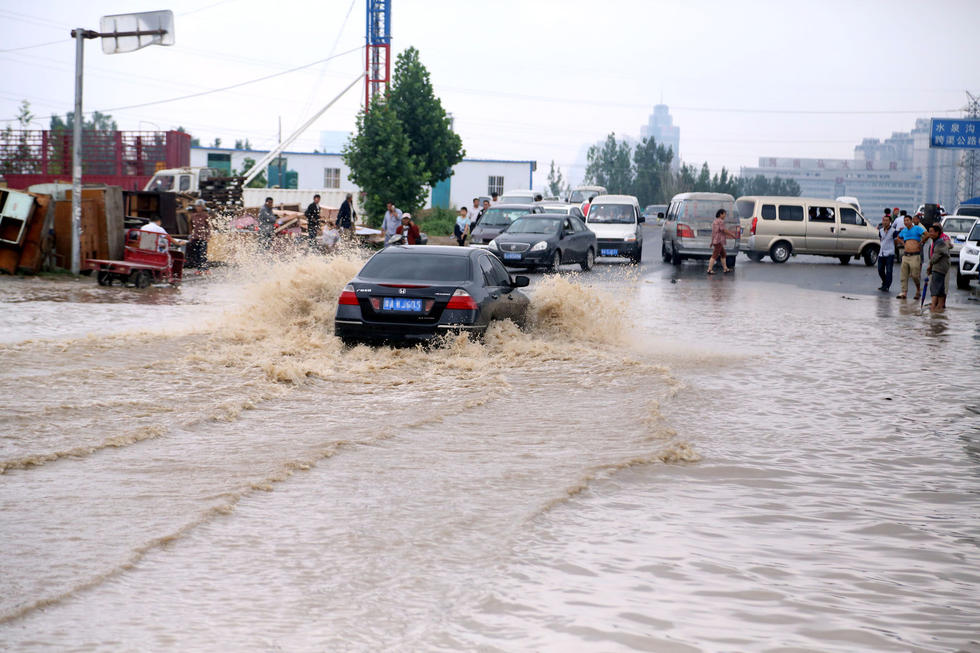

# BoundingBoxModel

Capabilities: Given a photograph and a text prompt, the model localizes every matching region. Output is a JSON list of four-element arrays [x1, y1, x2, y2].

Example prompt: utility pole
[[957, 91, 980, 204]]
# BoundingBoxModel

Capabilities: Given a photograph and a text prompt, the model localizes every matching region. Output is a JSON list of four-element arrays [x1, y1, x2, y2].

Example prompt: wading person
[[304, 194, 322, 250], [395, 213, 420, 245], [381, 201, 403, 246], [896, 214, 925, 299], [471, 197, 481, 219], [454, 207, 471, 246], [257, 197, 277, 250], [925, 223, 949, 312], [319, 219, 340, 254], [187, 199, 211, 270], [707, 209, 737, 274], [337, 193, 357, 238], [876, 213, 899, 291]]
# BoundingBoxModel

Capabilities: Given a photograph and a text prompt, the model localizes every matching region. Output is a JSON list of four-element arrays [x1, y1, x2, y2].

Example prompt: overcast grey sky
[[2, 0, 978, 186]]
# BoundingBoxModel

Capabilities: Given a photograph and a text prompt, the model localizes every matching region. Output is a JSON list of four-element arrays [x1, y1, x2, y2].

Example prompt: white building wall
[[440, 159, 535, 209]]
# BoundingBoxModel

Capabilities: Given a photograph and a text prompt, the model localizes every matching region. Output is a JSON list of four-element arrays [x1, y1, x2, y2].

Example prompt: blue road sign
[[930, 118, 980, 149]]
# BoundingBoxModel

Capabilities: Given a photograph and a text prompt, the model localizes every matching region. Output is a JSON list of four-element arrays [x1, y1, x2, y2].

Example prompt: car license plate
[[503, 252, 521, 260], [600, 248, 618, 256], [382, 297, 422, 312]]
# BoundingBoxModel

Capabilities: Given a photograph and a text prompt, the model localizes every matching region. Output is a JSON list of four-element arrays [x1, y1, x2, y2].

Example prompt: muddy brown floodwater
[[1, 249, 978, 652]]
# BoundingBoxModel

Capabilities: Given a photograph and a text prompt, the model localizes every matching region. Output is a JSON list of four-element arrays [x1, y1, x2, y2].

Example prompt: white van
[[584, 194, 644, 263], [661, 192, 739, 267], [737, 196, 879, 265]]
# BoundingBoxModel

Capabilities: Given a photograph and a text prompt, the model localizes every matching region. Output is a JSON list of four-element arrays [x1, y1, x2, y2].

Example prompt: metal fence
[[0, 130, 190, 177]]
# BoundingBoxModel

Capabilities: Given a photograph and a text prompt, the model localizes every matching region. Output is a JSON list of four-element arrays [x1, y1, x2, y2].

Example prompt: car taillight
[[677, 223, 695, 238], [338, 284, 358, 305], [446, 289, 478, 310], [751, 217, 758, 235]]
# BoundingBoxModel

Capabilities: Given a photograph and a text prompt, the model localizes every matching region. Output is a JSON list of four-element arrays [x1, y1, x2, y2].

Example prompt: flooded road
[[1, 237, 978, 652]]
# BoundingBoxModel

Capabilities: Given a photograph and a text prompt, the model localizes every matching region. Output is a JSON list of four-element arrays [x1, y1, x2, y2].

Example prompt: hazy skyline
[[2, 0, 978, 185]]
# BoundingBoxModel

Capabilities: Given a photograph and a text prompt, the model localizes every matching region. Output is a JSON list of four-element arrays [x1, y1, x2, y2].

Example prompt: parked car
[[489, 213, 597, 272], [568, 185, 607, 204], [735, 196, 879, 266], [470, 204, 543, 246], [585, 194, 644, 264], [498, 189, 539, 204], [662, 192, 739, 267], [335, 245, 530, 344], [537, 202, 586, 219], [952, 203, 980, 219], [942, 215, 977, 262], [956, 219, 980, 290]]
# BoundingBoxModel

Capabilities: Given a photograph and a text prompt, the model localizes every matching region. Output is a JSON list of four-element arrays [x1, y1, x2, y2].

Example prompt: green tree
[[49, 110, 118, 174], [631, 137, 673, 205], [737, 174, 801, 197], [233, 138, 252, 150], [585, 133, 633, 193], [211, 137, 222, 148], [388, 46, 464, 188], [0, 100, 35, 174], [546, 160, 566, 198], [234, 157, 267, 188], [49, 110, 117, 132], [711, 167, 739, 196], [343, 98, 428, 227]]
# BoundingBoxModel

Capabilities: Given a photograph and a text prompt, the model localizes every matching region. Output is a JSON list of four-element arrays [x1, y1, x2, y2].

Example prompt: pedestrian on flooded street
[[187, 199, 211, 271], [896, 214, 925, 299], [454, 207, 471, 246], [381, 201, 403, 246], [877, 213, 899, 291], [257, 197, 276, 250], [925, 223, 949, 312], [396, 213, 420, 245], [707, 209, 737, 274], [304, 194, 322, 250], [337, 193, 357, 238]]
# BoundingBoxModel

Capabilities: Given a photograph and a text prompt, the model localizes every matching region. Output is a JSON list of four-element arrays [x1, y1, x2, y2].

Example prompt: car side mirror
[[638, 216, 645, 223], [511, 275, 530, 288]]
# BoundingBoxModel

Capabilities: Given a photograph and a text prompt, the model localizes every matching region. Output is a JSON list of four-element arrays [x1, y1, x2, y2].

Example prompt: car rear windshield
[[506, 217, 561, 234], [588, 203, 635, 224], [677, 200, 733, 222], [569, 190, 601, 203], [478, 208, 528, 227], [736, 200, 755, 219], [944, 217, 975, 233], [540, 207, 570, 214], [359, 253, 472, 282], [955, 206, 980, 218]]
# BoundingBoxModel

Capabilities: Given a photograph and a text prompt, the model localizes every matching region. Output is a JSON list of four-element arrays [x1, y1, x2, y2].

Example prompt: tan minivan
[[736, 196, 880, 266]]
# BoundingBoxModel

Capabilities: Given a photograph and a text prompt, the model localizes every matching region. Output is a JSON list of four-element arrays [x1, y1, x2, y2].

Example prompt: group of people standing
[[876, 207, 950, 311], [452, 197, 495, 246]]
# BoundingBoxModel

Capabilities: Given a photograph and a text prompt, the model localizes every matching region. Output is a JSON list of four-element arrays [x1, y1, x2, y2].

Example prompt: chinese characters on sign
[[930, 118, 980, 149]]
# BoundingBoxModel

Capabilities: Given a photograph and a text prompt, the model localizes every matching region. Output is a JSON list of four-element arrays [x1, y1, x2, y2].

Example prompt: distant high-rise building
[[640, 104, 680, 171]]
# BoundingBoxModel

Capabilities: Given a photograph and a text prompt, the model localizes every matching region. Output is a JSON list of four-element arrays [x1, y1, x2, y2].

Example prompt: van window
[[808, 206, 836, 223], [840, 208, 865, 226], [762, 204, 776, 220], [588, 203, 636, 224], [736, 200, 755, 219], [778, 205, 804, 221], [677, 200, 731, 222]]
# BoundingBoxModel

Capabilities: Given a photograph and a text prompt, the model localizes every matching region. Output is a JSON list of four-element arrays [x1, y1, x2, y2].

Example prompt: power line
[[0, 39, 69, 53], [0, 45, 363, 123]]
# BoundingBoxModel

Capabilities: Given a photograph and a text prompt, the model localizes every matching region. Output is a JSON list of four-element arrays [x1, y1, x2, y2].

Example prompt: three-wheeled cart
[[84, 229, 185, 287]]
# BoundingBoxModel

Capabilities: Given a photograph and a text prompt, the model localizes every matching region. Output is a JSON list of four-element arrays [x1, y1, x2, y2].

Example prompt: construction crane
[[365, 0, 391, 109]]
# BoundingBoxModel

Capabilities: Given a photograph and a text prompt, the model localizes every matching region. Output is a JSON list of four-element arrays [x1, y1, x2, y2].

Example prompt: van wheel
[[747, 252, 764, 262], [670, 246, 682, 266], [661, 242, 671, 262], [862, 246, 879, 267], [725, 254, 736, 269], [631, 246, 642, 264], [839, 256, 851, 265], [769, 241, 791, 264], [957, 269, 972, 290], [580, 248, 594, 271]]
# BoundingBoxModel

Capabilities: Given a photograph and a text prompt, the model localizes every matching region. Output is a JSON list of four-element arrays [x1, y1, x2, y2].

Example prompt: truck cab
[[144, 167, 222, 193]]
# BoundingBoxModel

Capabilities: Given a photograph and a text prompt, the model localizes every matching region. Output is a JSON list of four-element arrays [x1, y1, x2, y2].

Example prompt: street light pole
[[70, 28, 88, 275]]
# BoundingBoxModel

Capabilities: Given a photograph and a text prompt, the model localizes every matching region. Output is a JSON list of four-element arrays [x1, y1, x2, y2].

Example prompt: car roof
[[590, 194, 639, 204], [672, 192, 735, 201], [487, 203, 537, 209], [381, 245, 478, 257], [571, 185, 606, 191], [736, 196, 858, 204]]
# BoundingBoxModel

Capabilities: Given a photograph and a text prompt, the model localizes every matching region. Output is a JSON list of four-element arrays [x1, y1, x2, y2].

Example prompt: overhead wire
[[0, 39, 70, 53]]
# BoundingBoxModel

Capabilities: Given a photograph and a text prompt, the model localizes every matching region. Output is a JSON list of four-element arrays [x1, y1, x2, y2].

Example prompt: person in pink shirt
[[707, 209, 737, 274]]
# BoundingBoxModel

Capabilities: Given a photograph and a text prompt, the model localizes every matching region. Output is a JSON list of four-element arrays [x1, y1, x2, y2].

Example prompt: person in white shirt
[[877, 213, 900, 292], [140, 217, 184, 251], [319, 220, 341, 253], [381, 201, 403, 245]]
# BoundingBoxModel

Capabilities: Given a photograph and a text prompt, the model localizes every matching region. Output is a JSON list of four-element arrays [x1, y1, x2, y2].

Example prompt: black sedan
[[469, 203, 544, 246], [335, 245, 530, 344], [488, 214, 597, 272]]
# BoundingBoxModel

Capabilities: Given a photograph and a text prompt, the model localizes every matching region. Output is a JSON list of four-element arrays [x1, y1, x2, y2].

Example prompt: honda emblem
[[399, 288, 406, 294]]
